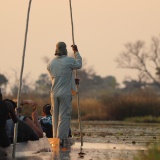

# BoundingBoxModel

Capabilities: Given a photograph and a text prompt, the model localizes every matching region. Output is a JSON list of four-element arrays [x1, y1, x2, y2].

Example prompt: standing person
[[47, 42, 82, 145]]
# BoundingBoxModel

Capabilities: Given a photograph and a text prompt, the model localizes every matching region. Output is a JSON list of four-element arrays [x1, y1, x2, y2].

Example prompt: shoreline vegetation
[[134, 143, 160, 160], [3, 89, 160, 123]]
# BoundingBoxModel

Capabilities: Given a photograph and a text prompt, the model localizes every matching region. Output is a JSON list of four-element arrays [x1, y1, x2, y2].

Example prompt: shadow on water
[[78, 147, 86, 158]]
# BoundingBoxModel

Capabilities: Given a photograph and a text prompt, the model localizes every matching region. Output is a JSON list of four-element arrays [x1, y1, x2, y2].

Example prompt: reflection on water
[[2, 143, 107, 160], [1, 142, 148, 160], [11, 156, 48, 160], [50, 138, 72, 160], [3, 121, 159, 160], [53, 149, 70, 160]]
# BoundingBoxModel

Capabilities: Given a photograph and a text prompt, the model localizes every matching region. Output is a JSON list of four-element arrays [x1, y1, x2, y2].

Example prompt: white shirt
[[47, 52, 82, 96]]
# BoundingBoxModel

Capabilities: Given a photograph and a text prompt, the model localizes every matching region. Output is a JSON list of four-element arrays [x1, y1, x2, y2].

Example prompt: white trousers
[[50, 93, 72, 140]]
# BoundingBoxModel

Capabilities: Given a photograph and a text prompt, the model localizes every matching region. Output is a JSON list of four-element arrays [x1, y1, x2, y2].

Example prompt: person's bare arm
[[24, 116, 43, 138], [32, 109, 43, 136], [19, 99, 43, 138]]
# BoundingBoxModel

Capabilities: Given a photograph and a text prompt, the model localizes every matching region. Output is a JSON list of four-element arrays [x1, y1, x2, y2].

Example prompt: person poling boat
[[47, 42, 82, 146]]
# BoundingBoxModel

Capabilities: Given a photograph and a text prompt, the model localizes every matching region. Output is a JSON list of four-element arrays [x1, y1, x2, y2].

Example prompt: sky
[[0, 0, 160, 88]]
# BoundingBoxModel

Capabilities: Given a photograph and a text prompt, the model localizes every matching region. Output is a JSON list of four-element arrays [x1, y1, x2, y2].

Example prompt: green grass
[[125, 116, 160, 123], [134, 142, 160, 160]]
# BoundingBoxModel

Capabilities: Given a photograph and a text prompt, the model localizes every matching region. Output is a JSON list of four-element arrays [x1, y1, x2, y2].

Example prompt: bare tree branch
[[150, 37, 160, 68], [115, 36, 160, 87]]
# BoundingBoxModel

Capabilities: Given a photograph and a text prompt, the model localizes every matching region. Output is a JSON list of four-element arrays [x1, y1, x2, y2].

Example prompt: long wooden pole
[[69, 0, 83, 147], [12, 0, 32, 158]]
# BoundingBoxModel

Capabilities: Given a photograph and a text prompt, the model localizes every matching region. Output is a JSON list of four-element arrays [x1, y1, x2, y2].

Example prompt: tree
[[0, 74, 8, 88], [102, 76, 119, 89], [116, 36, 160, 88], [77, 68, 119, 98], [11, 79, 32, 96], [35, 74, 51, 95], [10, 71, 32, 96]]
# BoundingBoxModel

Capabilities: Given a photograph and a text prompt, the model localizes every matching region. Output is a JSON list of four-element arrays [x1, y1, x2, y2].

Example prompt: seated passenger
[[40, 104, 53, 138], [0, 89, 18, 148], [19, 99, 43, 138], [40, 104, 72, 138], [5, 99, 40, 143]]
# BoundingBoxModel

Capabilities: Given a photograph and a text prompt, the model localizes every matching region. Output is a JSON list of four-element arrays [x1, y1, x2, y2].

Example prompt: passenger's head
[[43, 104, 51, 116], [55, 42, 67, 56], [4, 99, 17, 119], [4, 99, 17, 109]]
